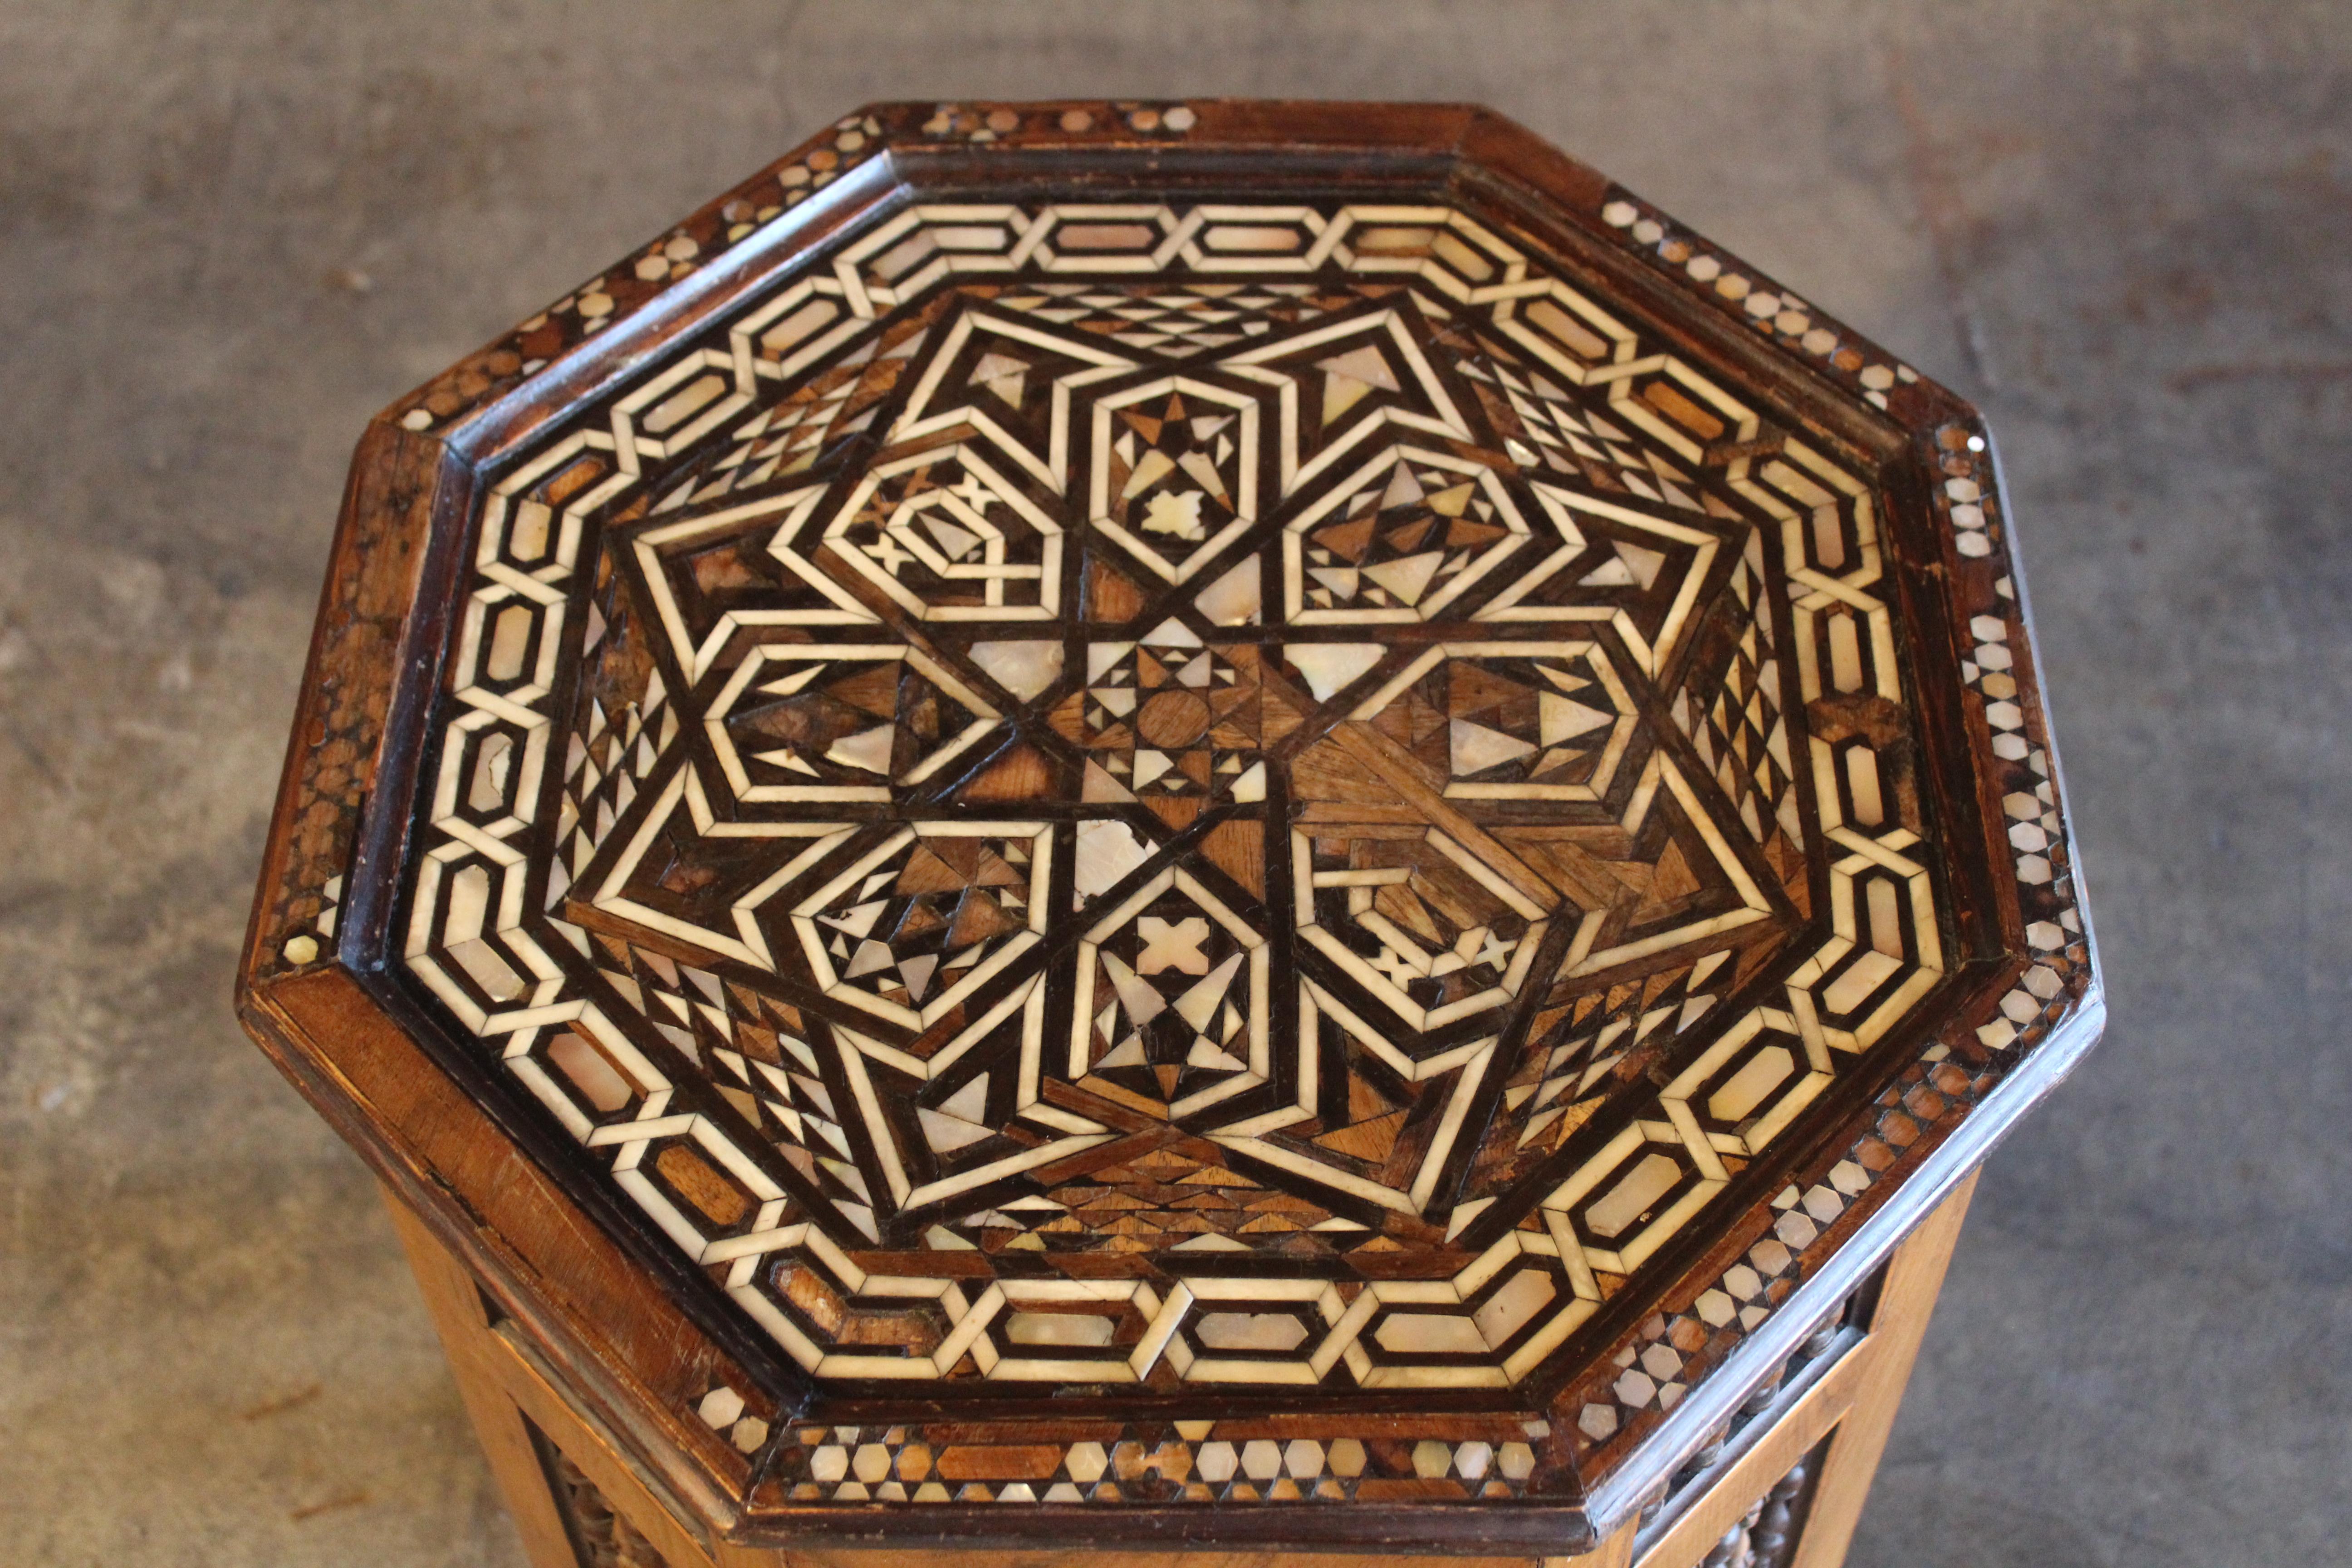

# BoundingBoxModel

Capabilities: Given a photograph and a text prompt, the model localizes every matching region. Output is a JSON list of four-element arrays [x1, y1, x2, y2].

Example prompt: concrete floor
[[2, 3, 2346, 1563]]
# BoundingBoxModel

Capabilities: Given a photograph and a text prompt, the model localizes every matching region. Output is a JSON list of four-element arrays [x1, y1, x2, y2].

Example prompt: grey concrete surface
[[1, 3, 2345, 1563]]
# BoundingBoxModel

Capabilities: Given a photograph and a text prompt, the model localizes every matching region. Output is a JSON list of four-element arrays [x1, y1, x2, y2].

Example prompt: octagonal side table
[[238, 101, 2102, 1568]]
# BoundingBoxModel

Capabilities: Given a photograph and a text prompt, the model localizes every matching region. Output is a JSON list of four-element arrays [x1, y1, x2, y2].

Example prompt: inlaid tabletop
[[240, 102, 2101, 1549]]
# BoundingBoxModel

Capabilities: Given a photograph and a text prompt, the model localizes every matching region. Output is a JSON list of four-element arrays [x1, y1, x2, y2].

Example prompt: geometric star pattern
[[407, 195, 1957, 1407]]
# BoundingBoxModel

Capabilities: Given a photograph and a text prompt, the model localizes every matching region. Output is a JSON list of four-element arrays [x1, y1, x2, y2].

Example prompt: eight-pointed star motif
[[554, 281, 1839, 1270]]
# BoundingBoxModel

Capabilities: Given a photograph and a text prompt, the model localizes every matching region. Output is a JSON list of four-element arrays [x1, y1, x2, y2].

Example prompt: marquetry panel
[[400, 193, 1953, 1417]]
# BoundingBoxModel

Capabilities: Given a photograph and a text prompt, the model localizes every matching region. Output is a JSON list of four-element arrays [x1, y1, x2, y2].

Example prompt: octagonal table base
[[386, 1174, 1972, 1568]]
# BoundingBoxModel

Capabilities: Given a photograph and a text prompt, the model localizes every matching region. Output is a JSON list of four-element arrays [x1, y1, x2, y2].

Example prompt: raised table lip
[[236, 98, 2102, 1549]]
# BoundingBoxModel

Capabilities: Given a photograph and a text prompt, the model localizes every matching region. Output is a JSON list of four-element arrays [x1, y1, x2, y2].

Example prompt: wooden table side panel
[[1786, 1172, 1977, 1568], [247, 970, 756, 1518], [1634, 1172, 1975, 1568], [387, 1189, 605, 1568], [389, 1191, 723, 1568]]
